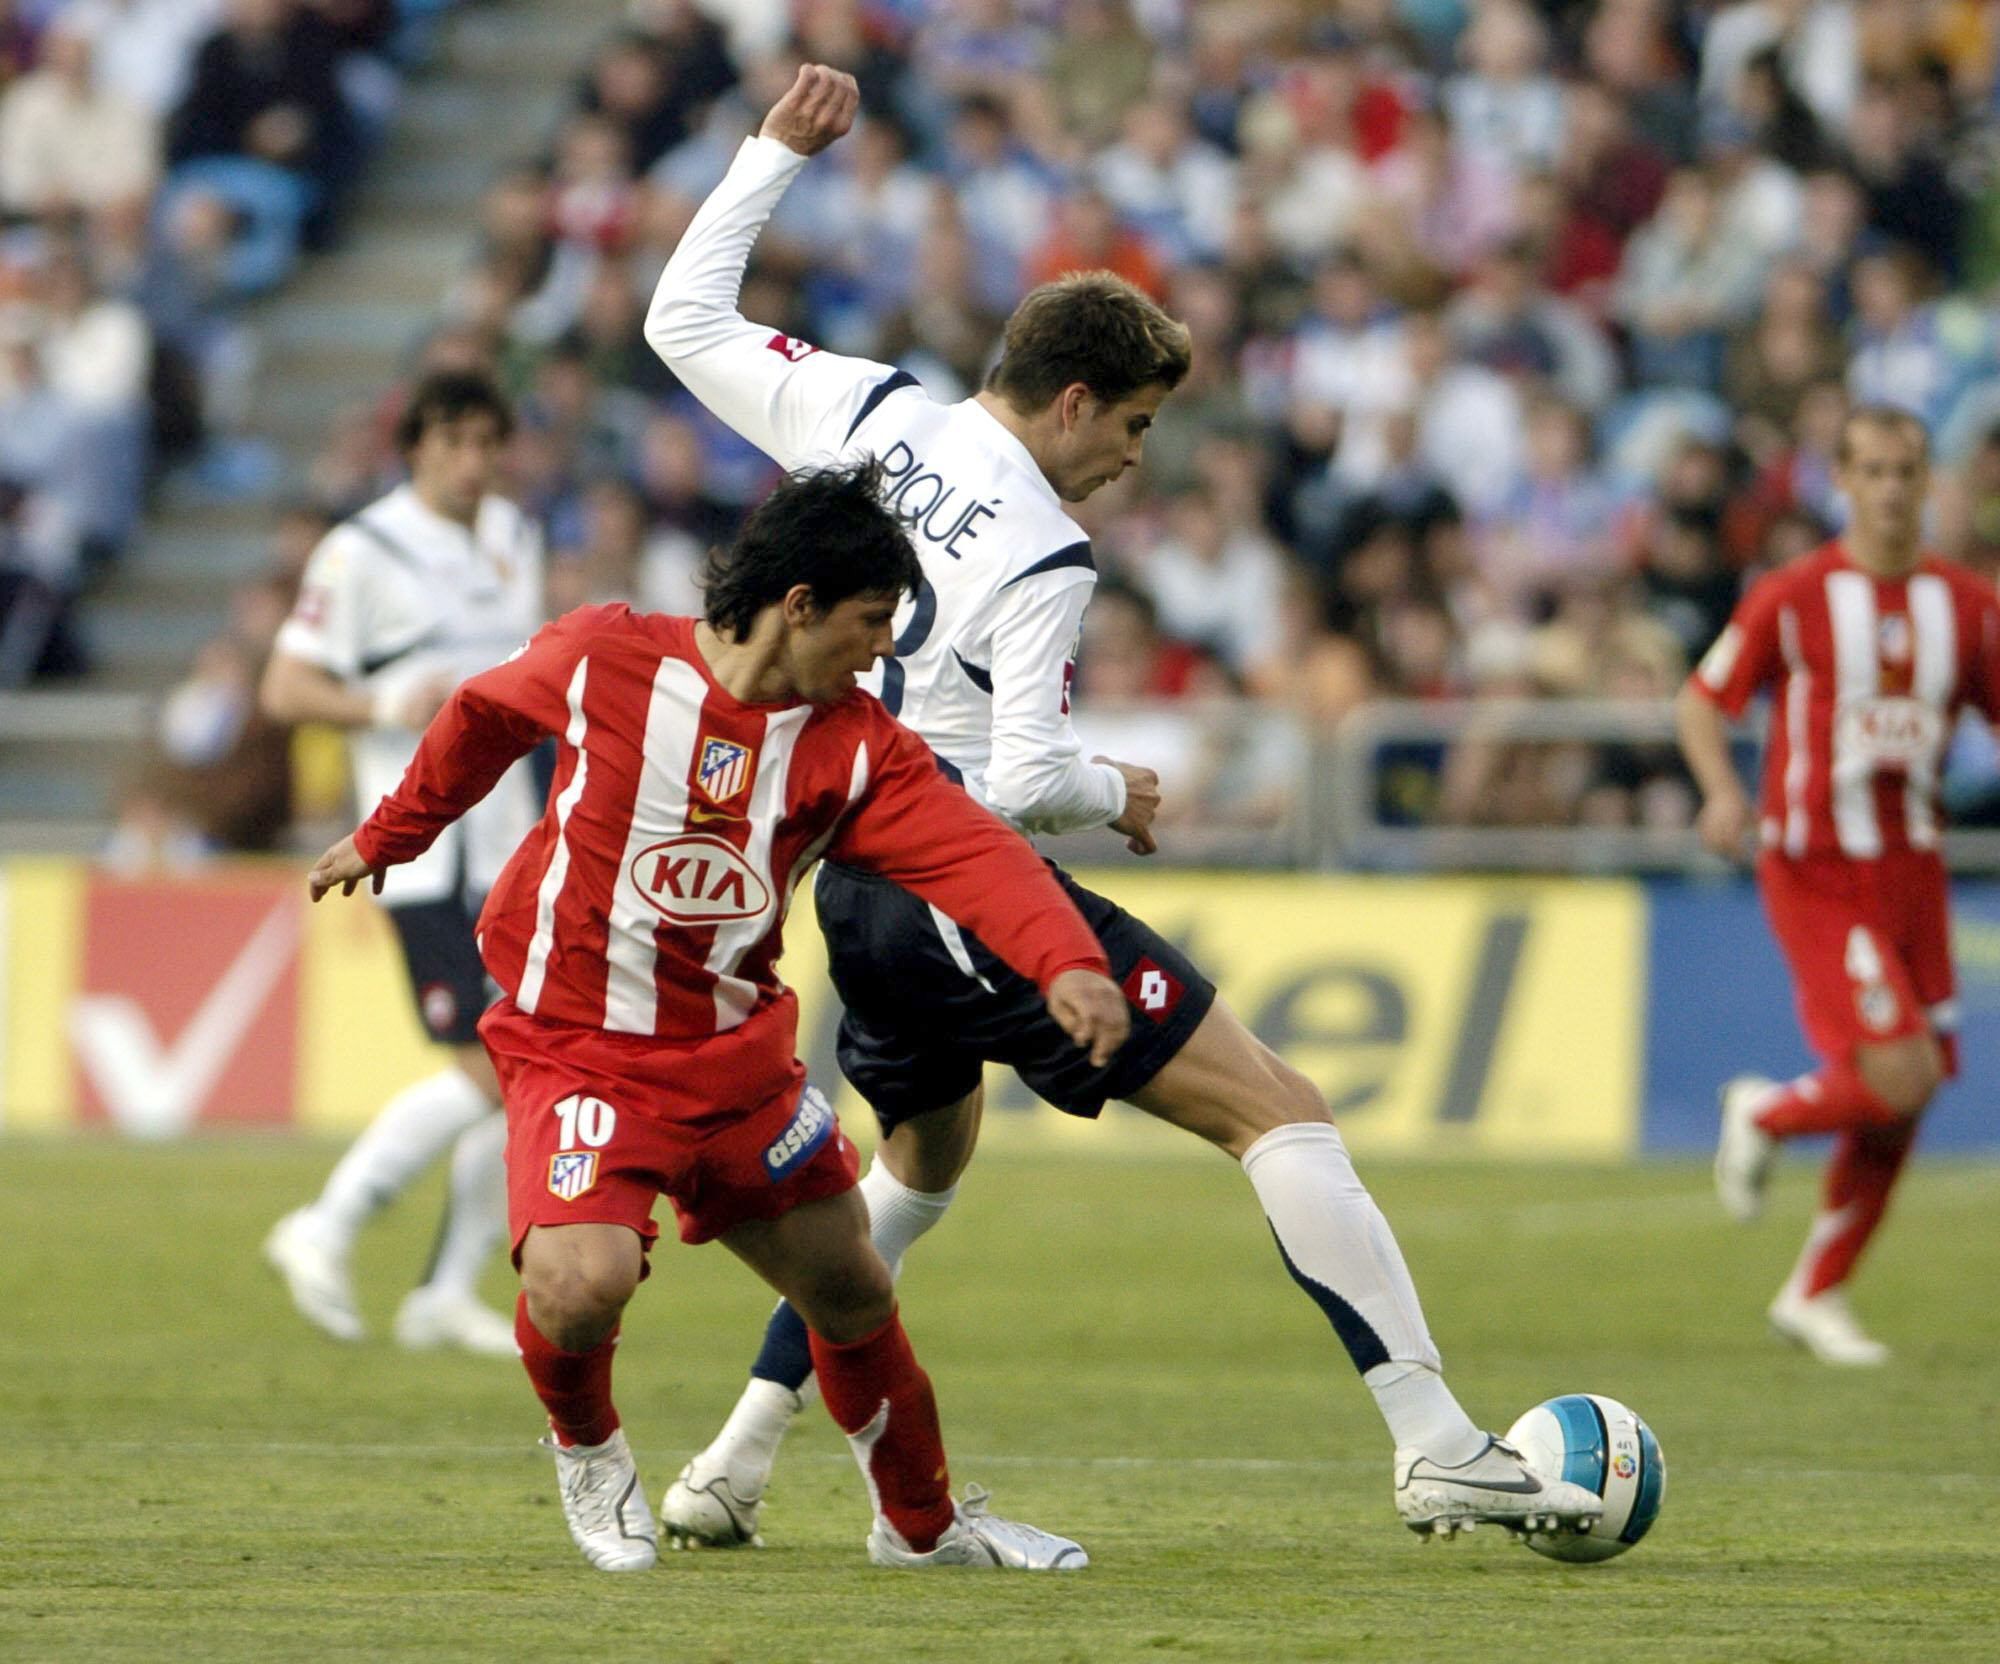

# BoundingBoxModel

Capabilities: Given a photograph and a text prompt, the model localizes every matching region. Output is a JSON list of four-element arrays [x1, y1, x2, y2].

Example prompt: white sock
[[1242, 1122, 1481, 1458], [416, 1111, 507, 1304], [858, 1159, 956, 1276], [1365, 1361, 1488, 1466], [311, 1068, 494, 1251], [713, 1378, 810, 1486]]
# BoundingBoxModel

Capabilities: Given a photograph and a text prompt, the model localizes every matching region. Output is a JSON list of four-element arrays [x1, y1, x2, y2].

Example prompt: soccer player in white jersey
[[648, 65, 1604, 1548], [259, 371, 546, 1356]]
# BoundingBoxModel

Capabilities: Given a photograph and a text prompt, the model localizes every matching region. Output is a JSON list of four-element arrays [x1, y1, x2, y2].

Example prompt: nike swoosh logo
[[687, 805, 742, 824], [1412, 1472, 1546, 1494]]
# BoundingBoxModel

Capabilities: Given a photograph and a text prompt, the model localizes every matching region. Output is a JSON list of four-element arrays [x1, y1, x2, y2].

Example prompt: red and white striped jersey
[[1691, 541, 2000, 860], [354, 605, 1108, 1091]]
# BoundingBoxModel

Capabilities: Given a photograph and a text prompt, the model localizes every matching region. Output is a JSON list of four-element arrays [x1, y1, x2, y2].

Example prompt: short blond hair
[[1838, 404, 1929, 464]]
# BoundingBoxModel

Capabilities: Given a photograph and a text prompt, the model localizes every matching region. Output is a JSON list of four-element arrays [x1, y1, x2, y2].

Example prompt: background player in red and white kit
[[1678, 405, 2000, 1365], [309, 460, 1131, 1572]]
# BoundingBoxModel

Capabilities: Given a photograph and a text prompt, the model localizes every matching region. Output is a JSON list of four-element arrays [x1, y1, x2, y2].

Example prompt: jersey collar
[[959, 397, 1060, 508]]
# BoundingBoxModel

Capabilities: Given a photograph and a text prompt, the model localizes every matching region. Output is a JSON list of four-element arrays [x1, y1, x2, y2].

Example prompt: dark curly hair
[[701, 458, 922, 639], [394, 370, 514, 453]]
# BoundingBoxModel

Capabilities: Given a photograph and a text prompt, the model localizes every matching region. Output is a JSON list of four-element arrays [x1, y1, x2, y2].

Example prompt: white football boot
[[263, 1208, 363, 1342], [659, 1380, 806, 1548], [866, 1485, 1088, 1569], [1394, 1436, 1605, 1541], [544, 1428, 659, 1571], [393, 1286, 519, 1357], [1768, 1286, 1890, 1366], [660, 1455, 766, 1550], [1715, 1076, 1781, 1223]]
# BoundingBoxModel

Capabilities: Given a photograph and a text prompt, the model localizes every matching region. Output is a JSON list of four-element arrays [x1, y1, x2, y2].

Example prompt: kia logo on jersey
[[1836, 696, 1941, 768], [630, 834, 772, 924]]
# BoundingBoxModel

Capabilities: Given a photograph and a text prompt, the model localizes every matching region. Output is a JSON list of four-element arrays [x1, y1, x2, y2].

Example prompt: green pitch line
[[3, 1141, 1998, 1663]]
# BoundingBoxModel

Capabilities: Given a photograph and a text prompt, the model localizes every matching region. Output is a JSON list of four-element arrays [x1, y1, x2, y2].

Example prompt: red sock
[[811, 1309, 955, 1553], [1754, 1060, 1901, 1138], [515, 1292, 620, 1448], [1792, 1122, 1917, 1298]]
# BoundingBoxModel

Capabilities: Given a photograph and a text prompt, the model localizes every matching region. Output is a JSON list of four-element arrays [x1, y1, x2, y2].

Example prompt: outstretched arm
[[644, 65, 898, 469]]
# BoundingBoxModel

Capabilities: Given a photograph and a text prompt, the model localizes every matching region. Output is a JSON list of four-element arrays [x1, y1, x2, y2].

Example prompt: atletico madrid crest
[[548, 1151, 598, 1200], [697, 736, 753, 804]]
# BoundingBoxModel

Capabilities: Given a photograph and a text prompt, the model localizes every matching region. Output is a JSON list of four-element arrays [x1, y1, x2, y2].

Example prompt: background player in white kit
[[646, 66, 1603, 1548], [259, 371, 546, 1355]]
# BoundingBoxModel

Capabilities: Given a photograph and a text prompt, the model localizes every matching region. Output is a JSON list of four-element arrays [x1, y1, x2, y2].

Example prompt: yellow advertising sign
[[296, 888, 459, 1133], [0, 860, 84, 1132], [1, 858, 1642, 1158]]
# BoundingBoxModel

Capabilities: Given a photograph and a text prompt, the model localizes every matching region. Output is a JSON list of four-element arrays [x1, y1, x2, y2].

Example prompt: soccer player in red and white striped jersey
[[311, 462, 1129, 1571], [1679, 405, 2000, 1364]]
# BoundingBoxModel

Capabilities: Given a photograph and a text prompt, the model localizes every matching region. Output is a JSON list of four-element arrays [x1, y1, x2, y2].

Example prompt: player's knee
[[791, 1252, 895, 1345], [1265, 1056, 1331, 1129], [1179, 1052, 1330, 1161], [1861, 1041, 1941, 1118], [882, 1094, 980, 1192], [1222, 1055, 1330, 1152], [520, 1253, 636, 1351]]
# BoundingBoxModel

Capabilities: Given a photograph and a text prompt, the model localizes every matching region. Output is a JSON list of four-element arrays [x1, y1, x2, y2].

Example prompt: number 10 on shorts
[[547, 1095, 617, 1201], [553, 1094, 617, 1149]]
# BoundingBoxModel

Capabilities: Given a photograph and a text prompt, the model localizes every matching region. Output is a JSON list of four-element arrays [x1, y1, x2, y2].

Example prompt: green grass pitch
[[5, 1136, 1998, 1662]]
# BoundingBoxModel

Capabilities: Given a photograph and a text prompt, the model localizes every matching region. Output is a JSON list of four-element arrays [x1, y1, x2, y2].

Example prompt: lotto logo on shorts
[[765, 1085, 835, 1182], [548, 1151, 599, 1201], [697, 736, 753, 804], [1122, 958, 1185, 1021]]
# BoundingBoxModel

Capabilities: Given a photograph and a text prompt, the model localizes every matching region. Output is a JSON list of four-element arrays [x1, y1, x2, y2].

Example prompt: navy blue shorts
[[816, 860, 1216, 1135], [386, 893, 491, 1047]]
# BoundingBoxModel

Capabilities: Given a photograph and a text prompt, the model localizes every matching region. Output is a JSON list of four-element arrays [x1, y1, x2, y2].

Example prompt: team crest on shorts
[[697, 736, 753, 805], [1858, 983, 1898, 1033], [548, 1150, 599, 1201]]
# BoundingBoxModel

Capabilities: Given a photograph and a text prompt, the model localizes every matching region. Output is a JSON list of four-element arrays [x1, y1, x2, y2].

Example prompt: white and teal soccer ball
[[1505, 1393, 1665, 1563]]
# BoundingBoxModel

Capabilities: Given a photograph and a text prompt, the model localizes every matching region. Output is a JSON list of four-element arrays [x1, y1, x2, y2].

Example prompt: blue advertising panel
[[1643, 878, 2000, 1154]]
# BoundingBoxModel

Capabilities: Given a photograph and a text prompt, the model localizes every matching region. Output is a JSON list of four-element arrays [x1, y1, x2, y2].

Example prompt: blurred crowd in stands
[[18, 0, 2000, 859], [0, 0, 455, 684]]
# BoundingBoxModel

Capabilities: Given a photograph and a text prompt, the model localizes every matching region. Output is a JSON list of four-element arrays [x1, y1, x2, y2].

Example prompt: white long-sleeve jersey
[[644, 135, 1127, 836]]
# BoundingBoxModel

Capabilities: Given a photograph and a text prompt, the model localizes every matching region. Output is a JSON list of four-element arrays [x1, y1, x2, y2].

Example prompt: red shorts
[[478, 997, 860, 1255], [1756, 849, 1958, 1074]]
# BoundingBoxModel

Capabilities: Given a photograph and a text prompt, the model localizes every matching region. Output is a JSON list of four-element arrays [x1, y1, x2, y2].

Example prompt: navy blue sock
[[750, 1299, 815, 1392]]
